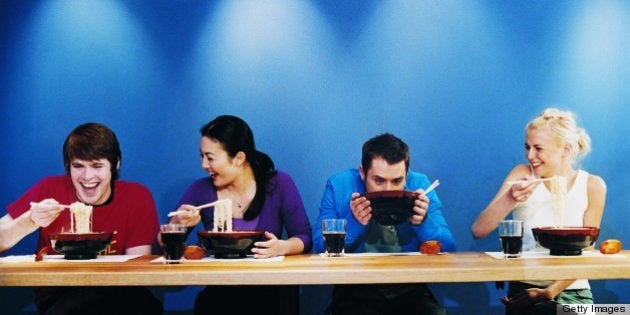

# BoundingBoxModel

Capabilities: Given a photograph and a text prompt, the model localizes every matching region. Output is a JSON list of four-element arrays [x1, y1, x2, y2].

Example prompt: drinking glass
[[322, 219, 346, 257], [160, 224, 187, 264], [499, 220, 523, 258]]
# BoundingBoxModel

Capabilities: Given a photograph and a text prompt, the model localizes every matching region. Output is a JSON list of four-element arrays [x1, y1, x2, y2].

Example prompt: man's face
[[360, 157, 407, 193], [70, 158, 113, 205]]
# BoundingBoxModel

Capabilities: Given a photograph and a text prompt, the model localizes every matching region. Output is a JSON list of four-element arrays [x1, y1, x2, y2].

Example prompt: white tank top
[[512, 170, 590, 290]]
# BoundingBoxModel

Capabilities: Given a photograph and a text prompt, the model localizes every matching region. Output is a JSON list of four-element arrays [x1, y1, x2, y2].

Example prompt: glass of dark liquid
[[160, 224, 187, 264], [499, 220, 523, 258], [322, 219, 346, 257]]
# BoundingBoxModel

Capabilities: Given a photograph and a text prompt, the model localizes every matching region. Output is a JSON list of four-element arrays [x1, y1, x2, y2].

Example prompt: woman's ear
[[562, 143, 573, 158], [234, 151, 247, 166]]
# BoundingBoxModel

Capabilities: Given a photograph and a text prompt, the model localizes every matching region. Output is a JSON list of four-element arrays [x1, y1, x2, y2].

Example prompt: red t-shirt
[[8, 176, 159, 255]]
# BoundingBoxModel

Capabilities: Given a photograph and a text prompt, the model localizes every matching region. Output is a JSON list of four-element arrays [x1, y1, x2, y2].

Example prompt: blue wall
[[2, 1, 629, 314]]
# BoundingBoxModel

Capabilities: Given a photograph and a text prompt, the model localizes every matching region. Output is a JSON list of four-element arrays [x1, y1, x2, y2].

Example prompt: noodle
[[69, 202, 93, 233], [212, 199, 233, 232], [549, 176, 567, 227]]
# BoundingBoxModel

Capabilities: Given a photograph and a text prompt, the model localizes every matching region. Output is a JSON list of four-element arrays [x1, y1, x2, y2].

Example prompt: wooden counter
[[1, 251, 629, 287]]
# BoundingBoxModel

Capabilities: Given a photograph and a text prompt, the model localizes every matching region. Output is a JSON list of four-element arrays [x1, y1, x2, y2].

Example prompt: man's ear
[[359, 165, 366, 182]]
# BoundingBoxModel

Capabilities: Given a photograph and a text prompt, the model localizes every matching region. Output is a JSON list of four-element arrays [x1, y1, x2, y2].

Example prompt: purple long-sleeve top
[[177, 171, 312, 253]]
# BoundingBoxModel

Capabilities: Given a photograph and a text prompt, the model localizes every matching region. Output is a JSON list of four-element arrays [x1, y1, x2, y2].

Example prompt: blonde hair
[[527, 108, 591, 163]]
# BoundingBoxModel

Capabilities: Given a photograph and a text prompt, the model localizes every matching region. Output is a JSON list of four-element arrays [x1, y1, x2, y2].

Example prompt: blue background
[[1, 1, 629, 314]]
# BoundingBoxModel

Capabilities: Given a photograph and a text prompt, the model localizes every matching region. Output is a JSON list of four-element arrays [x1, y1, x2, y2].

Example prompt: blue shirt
[[313, 169, 456, 253]]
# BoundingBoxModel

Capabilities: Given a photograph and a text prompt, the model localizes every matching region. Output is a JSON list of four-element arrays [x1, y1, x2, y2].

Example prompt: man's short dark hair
[[361, 133, 410, 173]]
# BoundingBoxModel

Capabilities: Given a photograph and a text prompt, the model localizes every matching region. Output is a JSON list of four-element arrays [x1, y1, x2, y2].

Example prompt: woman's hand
[[509, 177, 540, 203], [29, 199, 64, 228], [350, 193, 371, 225], [252, 231, 288, 258], [501, 288, 552, 307], [410, 190, 430, 225], [170, 204, 201, 227]]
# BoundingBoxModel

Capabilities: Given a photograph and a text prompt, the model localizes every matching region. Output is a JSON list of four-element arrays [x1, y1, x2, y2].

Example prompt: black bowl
[[363, 190, 418, 225], [532, 226, 600, 256], [49, 232, 113, 260], [197, 230, 264, 259]]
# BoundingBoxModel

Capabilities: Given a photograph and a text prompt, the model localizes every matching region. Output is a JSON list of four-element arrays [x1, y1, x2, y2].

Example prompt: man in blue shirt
[[313, 133, 455, 315]]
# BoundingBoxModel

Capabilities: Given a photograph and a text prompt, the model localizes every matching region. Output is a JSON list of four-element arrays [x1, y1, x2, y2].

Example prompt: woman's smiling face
[[525, 126, 568, 178], [69, 157, 113, 205], [199, 136, 239, 188]]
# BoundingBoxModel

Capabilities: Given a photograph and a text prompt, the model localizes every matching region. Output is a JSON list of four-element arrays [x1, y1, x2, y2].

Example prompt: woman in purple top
[[168, 115, 312, 315]]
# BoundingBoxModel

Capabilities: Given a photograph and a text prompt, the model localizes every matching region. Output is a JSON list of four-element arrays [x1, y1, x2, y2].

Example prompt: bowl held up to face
[[49, 231, 113, 260], [363, 190, 418, 225], [197, 230, 264, 259], [532, 226, 600, 256]]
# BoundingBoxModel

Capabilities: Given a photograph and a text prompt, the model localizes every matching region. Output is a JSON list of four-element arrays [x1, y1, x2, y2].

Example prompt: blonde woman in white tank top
[[472, 108, 607, 315]]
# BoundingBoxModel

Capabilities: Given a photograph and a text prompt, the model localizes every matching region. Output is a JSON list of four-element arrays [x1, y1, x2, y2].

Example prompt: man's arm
[[403, 173, 456, 251], [1, 200, 66, 253], [0, 213, 38, 252], [411, 193, 456, 252]]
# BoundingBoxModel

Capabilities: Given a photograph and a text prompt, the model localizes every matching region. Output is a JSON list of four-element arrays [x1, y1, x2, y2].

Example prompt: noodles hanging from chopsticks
[[549, 176, 567, 227], [69, 202, 93, 233], [212, 199, 233, 232]]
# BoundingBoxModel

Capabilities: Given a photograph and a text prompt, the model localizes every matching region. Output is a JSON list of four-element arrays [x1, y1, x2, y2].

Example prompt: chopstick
[[421, 180, 440, 195], [167, 211, 189, 217], [29, 202, 71, 209], [195, 200, 223, 210], [506, 177, 553, 186], [167, 200, 224, 217]]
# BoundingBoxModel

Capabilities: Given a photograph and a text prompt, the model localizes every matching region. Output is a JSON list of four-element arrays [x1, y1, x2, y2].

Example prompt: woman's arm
[[507, 279, 576, 306], [252, 172, 312, 258], [252, 232, 305, 258], [125, 245, 152, 256], [583, 174, 607, 228], [472, 164, 539, 239]]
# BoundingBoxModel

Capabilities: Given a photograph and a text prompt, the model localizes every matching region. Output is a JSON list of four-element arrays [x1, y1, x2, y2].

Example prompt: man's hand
[[410, 190, 430, 225], [350, 193, 371, 225], [29, 199, 64, 228]]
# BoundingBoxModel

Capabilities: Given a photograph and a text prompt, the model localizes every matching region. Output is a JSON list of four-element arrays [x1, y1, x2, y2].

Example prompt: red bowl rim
[[49, 231, 113, 241], [532, 226, 600, 235], [198, 230, 264, 238], [362, 190, 419, 199]]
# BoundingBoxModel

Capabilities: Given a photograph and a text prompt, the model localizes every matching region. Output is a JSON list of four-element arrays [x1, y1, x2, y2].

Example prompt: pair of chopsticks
[[167, 200, 223, 217], [29, 202, 71, 209], [421, 179, 440, 195], [506, 177, 553, 186]]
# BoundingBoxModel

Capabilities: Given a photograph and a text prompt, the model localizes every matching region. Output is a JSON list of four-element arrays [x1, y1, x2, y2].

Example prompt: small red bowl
[[197, 230, 264, 259], [532, 226, 600, 256], [49, 231, 113, 260], [363, 190, 418, 225]]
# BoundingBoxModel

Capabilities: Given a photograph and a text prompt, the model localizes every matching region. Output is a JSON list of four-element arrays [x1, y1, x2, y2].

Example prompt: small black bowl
[[363, 190, 418, 225], [532, 226, 600, 256], [49, 232, 113, 260], [197, 230, 264, 259]]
